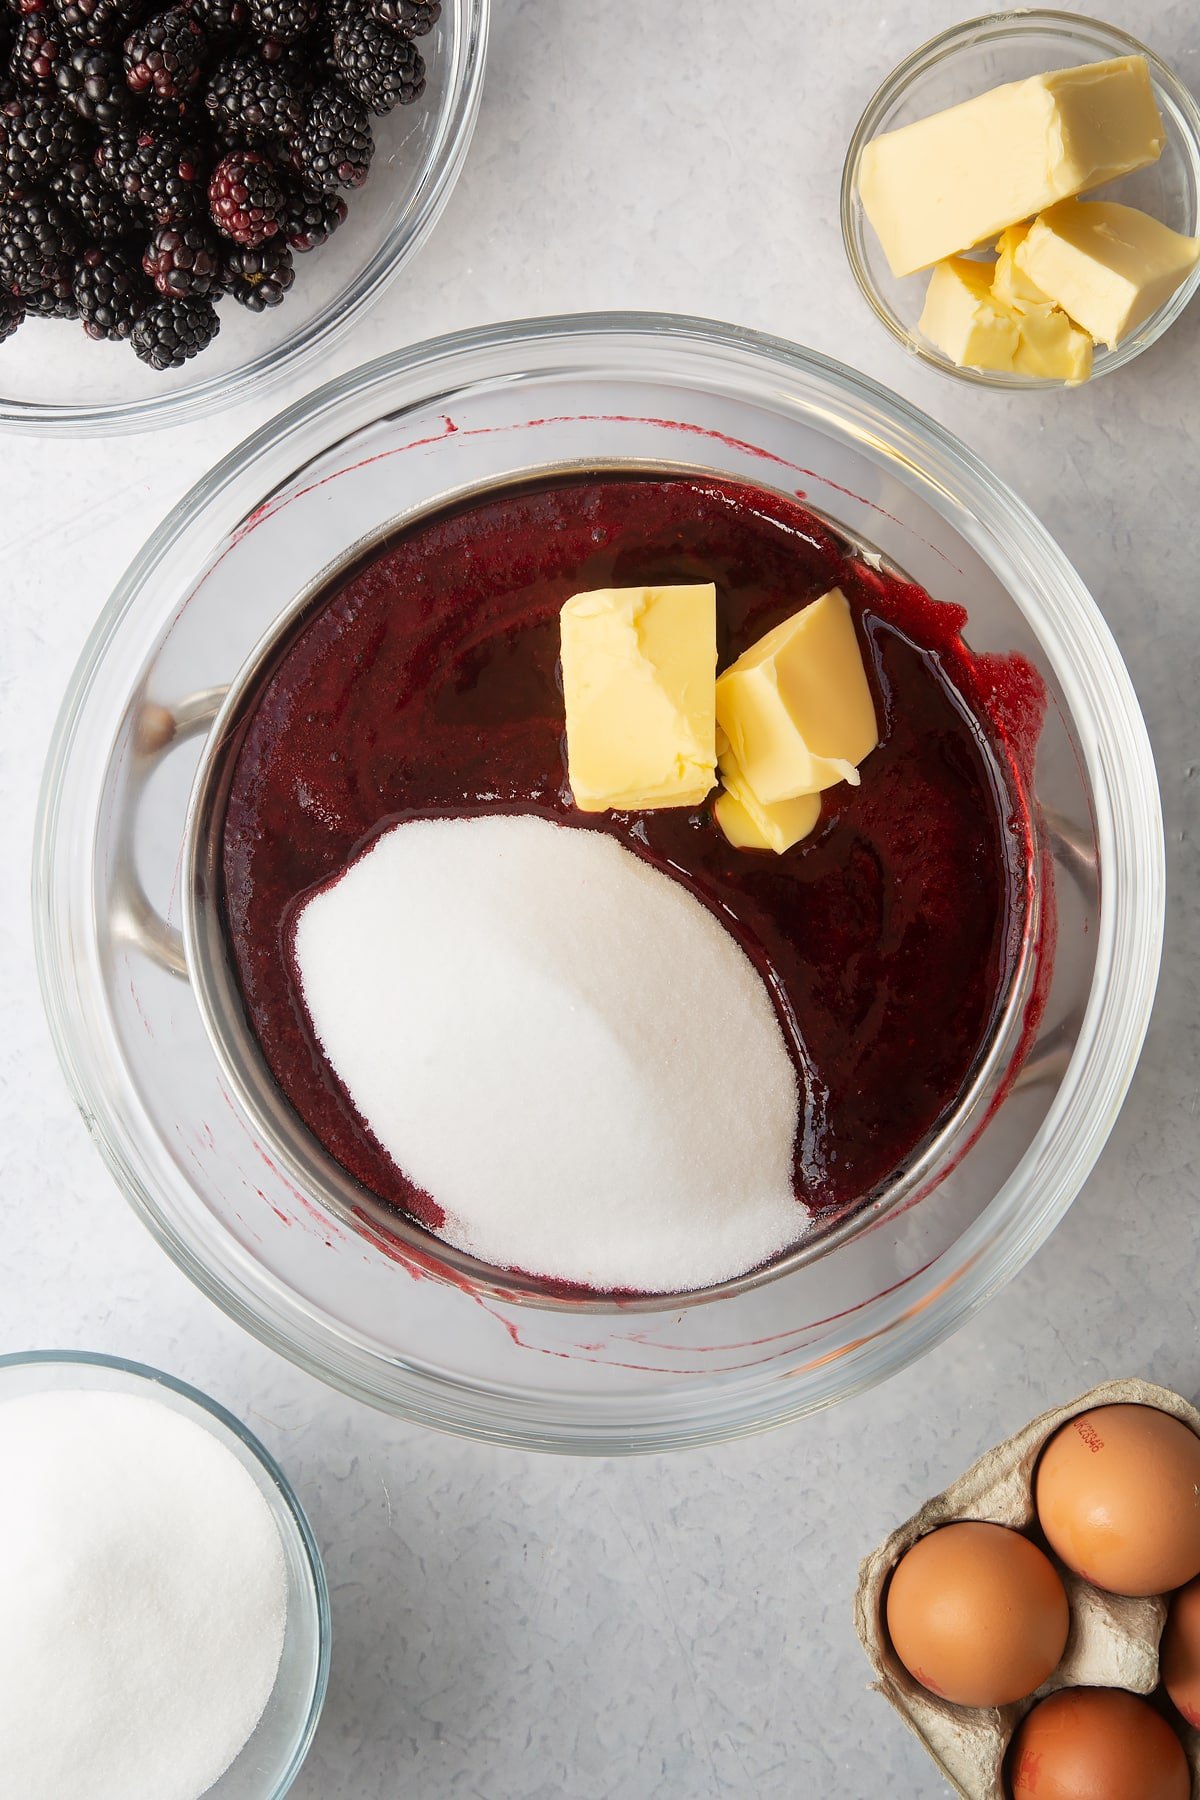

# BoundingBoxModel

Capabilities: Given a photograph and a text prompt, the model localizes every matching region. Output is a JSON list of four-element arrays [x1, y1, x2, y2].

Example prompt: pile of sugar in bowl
[[0, 1386, 289, 1800], [293, 813, 807, 1293]]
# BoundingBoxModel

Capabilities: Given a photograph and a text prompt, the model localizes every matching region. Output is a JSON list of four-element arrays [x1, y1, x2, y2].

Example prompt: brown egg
[[885, 1520, 1069, 1707], [1162, 1574, 1200, 1729], [1035, 1404, 1200, 1596], [1008, 1687, 1190, 1800]]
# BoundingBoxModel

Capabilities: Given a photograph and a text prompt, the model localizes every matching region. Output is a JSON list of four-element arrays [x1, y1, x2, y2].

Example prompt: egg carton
[[854, 1377, 1200, 1799]]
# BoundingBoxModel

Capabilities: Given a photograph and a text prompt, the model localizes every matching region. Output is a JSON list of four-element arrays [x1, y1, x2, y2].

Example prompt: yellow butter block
[[919, 257, 1020, 370], [859, 57, 1164, 278], [560, 583, 717, 813], [991, 222, 1053, 311], [1012, 301, 1094, 382], [918, 255, 1093, 382], [714, 773, 821, 856], [1015, 198, 1200, 348], [715, 589, 877, 809]]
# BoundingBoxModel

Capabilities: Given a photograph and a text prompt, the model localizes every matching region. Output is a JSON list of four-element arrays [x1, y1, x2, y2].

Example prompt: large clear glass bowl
[[841, 11, 1200, 389], [0, 0, 488, 435], [34, 313, 1164, 1452], [0, 1350, 330, 1799]]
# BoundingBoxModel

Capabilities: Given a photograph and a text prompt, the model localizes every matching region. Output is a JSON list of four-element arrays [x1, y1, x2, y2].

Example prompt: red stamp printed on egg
[[1071, 1416, 1104, 1453], [1014, 1749, 1043, 1792]]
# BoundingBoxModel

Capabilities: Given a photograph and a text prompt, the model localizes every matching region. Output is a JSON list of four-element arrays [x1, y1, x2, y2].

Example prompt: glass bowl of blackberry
[[0, 0, 488, 432]]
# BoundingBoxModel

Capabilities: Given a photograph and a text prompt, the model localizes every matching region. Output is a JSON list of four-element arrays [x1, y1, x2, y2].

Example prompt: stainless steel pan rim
[[126, 457, 1050, 1316]]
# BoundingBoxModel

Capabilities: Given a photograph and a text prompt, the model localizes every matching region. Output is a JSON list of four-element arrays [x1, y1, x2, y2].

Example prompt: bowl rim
[[0, 0, 490, 438], [839, 7, 1200, 390], [32, 311, 1166, 1450], [0, 1347, 331, 1796]]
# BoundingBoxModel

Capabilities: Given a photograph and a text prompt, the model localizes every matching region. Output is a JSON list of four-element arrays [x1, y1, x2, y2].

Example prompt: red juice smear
[[220, 473, 1039, 1257]]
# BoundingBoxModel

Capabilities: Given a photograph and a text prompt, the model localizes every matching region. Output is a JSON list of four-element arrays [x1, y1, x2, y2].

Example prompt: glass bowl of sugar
[[35, 313, 1163, 1452], [0, 1351, 330, 1800]]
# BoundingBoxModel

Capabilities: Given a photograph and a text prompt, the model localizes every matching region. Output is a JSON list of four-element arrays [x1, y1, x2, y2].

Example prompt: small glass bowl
[[841, 10, 1200, 389], [0, 1350, 330, 1799], [0, 0, 488, 436]]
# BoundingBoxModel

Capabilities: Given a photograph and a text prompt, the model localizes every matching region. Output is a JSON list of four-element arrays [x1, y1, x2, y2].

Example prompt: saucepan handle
[[110, 685, 229, 979]]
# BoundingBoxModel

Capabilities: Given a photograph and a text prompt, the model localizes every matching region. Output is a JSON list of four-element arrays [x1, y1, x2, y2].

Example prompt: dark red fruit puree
[[221, 473, 1041, 1267]]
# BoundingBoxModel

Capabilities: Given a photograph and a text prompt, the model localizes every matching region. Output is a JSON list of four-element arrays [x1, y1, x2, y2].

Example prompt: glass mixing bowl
[[0, 0, 488, 436], [0, 1350, 330, 1799], [841, 11, 1200, 389], [34, 313, 1164, 1452]]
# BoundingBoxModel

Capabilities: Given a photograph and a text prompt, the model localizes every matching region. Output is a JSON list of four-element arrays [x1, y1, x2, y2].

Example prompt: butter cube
[[859, 57, 1164, 277], [991, 223, 1054, 311], [560, 584, 717, 812], [1015, 199, 1200, 347], [714, 774, 820, 856], [1012, 301, 1094, 382], [919, 255, 1093, 382], [918, 257, 1020, 371], [714, 589, 877, 807]]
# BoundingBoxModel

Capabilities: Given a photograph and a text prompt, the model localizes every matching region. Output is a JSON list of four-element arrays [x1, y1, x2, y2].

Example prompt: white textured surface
[[1, 2, 1198, 1795]]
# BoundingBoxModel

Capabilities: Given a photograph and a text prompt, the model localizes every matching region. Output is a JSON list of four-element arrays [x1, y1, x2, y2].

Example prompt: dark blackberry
[[281, 175, 343, 248], [0, 285, 23, 335], [53, 151, 135, 232], [222, 231, 289, 305], [184, 0, 246, 45], [289, 79, 368, 190], [53, 0, 143, 44], [10, 9, 65, 85], [0, 189, 78, 289], [207, 144, 280, 243], [22, 266, 75, 310], [246, 0, 314, 43], [331, 10, 421, 114], [205, 51, 300, 143], [1, 90, 81, 195], [53, 43, 128, 126], [368, 0, 438, 36], [98, 125, 204, 222], [130, 286, 216, 363], [73, 238, 148, 333], [142, 213, 218, 292], [123, 6, 205, 100]]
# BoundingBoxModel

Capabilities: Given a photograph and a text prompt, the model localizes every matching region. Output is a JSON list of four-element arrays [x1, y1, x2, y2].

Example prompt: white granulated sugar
[[293, 813, 806, 1291], [0, 1389, 288, 1800]]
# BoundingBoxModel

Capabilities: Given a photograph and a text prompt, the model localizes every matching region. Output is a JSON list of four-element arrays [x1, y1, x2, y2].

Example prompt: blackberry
[[184, 0, 246, 45], [142, 213, 218, 292], [123, 6, 205, 100], [1, 90, 81, 195], [289, 79, 368, 190], [222, 231, 289, 305], [205, 51, 299, 143], [98, 125, 205, 222], [53, 150, 138, 231], [54, 43, 129, 126], [207, 144, 280, 243], [281, 175, 342, 248], [0, 189, 78, 289], [331, 10, 421, 114], [74, 238, 148, 333], [10, 10, 65, 85], [53, 0, 143, 44], [130, 286, 216, 363], [0, 285, 24, 334], [368, 0, 437, 36], [246, 0, 314, 43], [22, 267, 76, 311]]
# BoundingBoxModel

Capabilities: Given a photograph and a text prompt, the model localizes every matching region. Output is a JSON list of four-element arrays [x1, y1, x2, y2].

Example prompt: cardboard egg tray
[[854, 1377, 1200, 1798]]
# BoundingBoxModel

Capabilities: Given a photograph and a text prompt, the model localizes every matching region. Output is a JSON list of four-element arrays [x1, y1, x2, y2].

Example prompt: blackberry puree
[[221, 473, 1042, 1266]]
